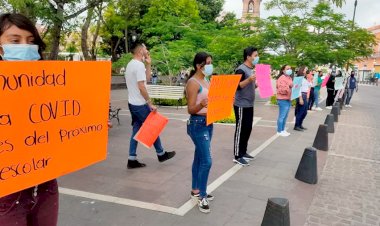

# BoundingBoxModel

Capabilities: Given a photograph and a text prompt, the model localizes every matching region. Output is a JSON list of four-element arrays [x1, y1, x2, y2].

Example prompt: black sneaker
[[198, 198, 210, 213], [233, 157, 250, 166], [158, 151, 176, 162], [294, 127, 304, 132], [127, 160, 146, 169], [243, 153, 255, 161], [191, 191, 214, 201], [300, 126, 307, 130]]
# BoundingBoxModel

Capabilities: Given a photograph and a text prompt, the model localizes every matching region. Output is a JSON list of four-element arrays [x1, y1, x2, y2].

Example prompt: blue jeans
[[128, 103, 164, 159], [187, 115, 213, 199], [277, 100, 291, 133], [345, 89, 354, 105], [295, 93, 308, 128], [314, 89, 320, 108]]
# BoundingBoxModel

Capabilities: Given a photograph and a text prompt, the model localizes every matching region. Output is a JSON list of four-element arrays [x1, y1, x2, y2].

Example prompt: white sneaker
[[326, 106, 332, 110], [348, 105, 352, 107], [345, 104, 349, 107], [279, 131, 290, 137], [312, 106, 316, 110], [315, 107, 323, 111]]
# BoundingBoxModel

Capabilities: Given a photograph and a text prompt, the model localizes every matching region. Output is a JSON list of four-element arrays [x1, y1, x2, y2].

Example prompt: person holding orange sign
[[0, 13, 59, 226], [124, 44, 176, 169], [186, 52, 214, 213]]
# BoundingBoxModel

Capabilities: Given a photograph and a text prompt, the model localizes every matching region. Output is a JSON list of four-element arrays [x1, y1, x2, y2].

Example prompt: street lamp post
[[351, 0, 358, 30]]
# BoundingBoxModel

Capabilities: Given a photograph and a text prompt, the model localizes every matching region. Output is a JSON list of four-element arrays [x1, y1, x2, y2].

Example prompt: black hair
[[188, 52, 210, 80], [278, 64, 288, 79], [132, 44, 145, 55], [297, 66, 307, 77], [243, 46, 258, 61], [0, 13, 46, 59]]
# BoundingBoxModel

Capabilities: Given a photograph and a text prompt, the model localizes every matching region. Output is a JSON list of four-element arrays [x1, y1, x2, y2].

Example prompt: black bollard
[[331, 106, 339, 122], [261, 198, 290, 226], [338, 98, 343, 110], [295, 147, 318, 184], [334, 102, 341, 115], [324, 114, 335, 133], [313, 124, 329, 151]]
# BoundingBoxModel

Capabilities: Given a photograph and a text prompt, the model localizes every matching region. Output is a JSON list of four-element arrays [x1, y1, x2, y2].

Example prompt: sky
[[223, 0, 380, 28]]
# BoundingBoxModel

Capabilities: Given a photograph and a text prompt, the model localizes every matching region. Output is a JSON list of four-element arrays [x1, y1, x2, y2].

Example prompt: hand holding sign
[[134, 112, 168, 148]]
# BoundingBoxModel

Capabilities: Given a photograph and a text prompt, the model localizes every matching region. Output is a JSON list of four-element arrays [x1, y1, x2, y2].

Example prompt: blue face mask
[[252, 56, 259, 66], [203, 64, 213, 76], [285, 69, 292, 76], [1, 44, 41, 61]]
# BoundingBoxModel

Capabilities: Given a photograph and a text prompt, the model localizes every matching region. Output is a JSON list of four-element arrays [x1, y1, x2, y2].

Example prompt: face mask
[[1, 44, 40, 61], [285, 69, 292, 76], [252, 56, 259, 66], [202, 64, 213, 76]]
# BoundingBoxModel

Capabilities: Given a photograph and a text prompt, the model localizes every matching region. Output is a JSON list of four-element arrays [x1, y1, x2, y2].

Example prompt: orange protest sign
[[0, 61, 111, 198], [134, 112, 168, 148], [207, 75, 241, 125]]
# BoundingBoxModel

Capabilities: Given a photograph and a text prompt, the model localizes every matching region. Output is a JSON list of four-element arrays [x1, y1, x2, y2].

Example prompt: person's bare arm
[[186, 80, 207, 114], [138, 81, 156, 111], [239, 75, 256, 89]]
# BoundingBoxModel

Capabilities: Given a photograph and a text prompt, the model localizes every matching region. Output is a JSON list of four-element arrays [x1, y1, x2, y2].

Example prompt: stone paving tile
[[305, 86, 380, 226]]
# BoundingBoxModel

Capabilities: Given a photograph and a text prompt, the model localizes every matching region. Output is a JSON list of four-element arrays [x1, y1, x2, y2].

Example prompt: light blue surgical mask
[[203, 64, 213, 76], [1, 44, 41, 61], [285, 69, 293, 76], [252, 56, 259, 66]]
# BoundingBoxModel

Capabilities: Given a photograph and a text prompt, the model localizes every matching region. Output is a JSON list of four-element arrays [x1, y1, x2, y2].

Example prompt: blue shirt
[[349, 77, 357, 89]]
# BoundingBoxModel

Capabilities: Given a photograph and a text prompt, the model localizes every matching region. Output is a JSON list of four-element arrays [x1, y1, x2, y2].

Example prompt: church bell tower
[[242, 0, 261, 23]]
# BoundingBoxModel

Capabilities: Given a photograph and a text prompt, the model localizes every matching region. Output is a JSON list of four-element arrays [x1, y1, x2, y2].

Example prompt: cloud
[[223, 0, 380, 28]]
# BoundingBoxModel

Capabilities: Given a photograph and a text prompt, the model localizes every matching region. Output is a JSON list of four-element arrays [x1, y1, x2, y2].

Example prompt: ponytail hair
[[186, 52, 210, 82], [277, 64, 288, 79]]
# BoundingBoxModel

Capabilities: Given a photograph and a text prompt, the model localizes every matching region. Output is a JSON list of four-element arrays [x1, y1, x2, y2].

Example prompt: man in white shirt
[[125, 44, 176, 169]]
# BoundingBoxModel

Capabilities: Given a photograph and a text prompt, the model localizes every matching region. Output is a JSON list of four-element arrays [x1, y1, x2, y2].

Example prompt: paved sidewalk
[[57, 86, 378, 226], [305, 86, 380, 226]]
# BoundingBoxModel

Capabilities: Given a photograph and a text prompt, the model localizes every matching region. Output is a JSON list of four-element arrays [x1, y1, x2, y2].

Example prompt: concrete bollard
[[313, 124, 329, 151], [324, 114, 335, 133], [334, 102, 341, 115], [331, 106, 339, 122], [295, 147, 318, 184], [261, 198, 290, 226]]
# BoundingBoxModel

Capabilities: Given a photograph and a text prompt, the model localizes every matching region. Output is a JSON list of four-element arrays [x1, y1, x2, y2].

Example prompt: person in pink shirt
[[276, 65, 293, 137]]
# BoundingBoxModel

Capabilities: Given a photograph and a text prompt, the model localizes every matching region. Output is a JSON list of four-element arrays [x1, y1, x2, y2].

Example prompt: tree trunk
[[124, 28, 129, 53], [81, 4, 94, 60], [49, 1, 65, 60]]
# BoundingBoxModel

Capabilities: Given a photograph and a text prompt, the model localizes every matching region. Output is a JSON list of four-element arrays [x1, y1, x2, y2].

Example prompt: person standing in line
[[325, 71, 336, 109], [0, 13, 59, 226], [233, 46, 259, 166], [345, 71, 358, 107], [151, 69, 158, 84], [294, 66, 310, 132], [312, 71, 323, 111], [276, 65, 293, 137], [125, 44, 176, 169], [307, 70, 315, 111], [186, 52, 214, 213]]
